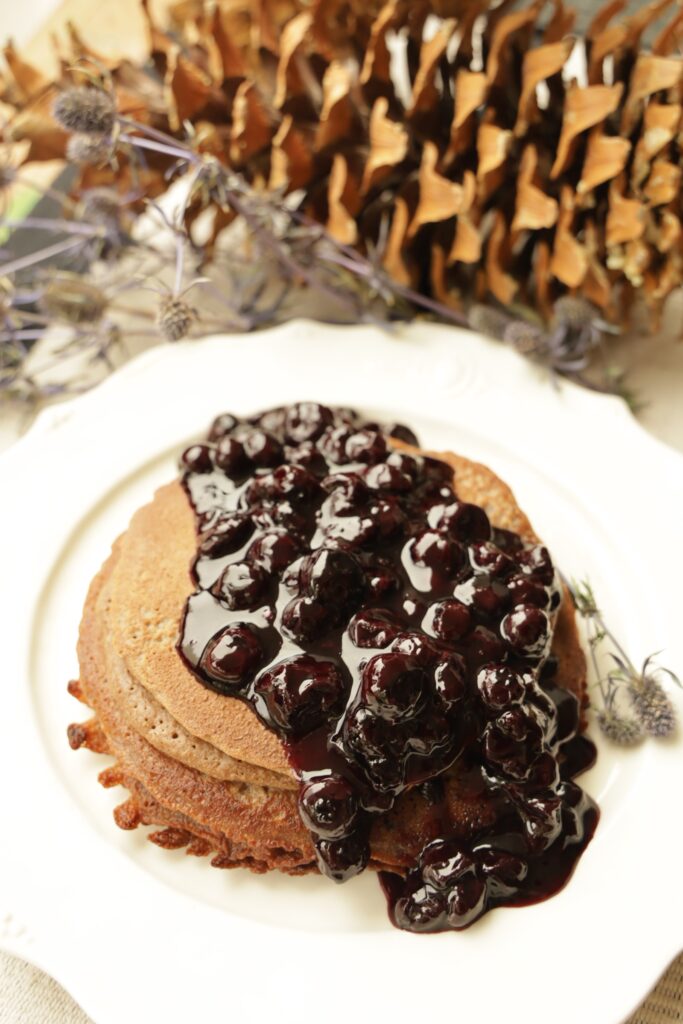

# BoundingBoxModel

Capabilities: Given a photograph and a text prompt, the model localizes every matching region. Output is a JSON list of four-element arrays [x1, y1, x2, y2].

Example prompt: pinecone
[[5, 0, 683, 325]]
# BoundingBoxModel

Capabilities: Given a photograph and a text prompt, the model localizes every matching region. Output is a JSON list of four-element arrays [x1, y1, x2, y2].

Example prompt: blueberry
[[207, 412, 238, 441], [298, 775, 359, 838], [525, 751, 560, 789], [214, 437, 249, 475], [181, 444, 213, 473], [198, 513, 254, 557], [243, 429, 283, 467], [251, 504, 308, 537], [315, 833, 369, 883], [456, 574, 511, 616], [495, 706, 544, 743], [364, 462, 412, 492], [467, 626, 507, 666], [254, 656, 346, 734], [405, 710, 450, 756], [366, 561, 401, 597], [469, 542, 515, 578], [284, 401, 334, 443], [386, 451, 420, 478], [362, 652, 428, 721], [482, 707, 544, 778], [321, 515, 376, 550], [385, 422, 419, 446], [213, 561, 267, 609], [507, 574, 550, 608], [199, 624, 262, 688], [409, 530, 466, 574], [390, 632, 439, 668], [519, 544, 555, 585], [394, 887, 446, 932], [342, 706, 403, 788], [334, 406, 361, 426], [249, 464, 320, 503], [247, 532, 301, 574], [521, 792, 563, 847], [348, 609, 402, 649], [299, 548, 365, 609], [420, 838, 477, 890], [319, 426, 353, 464], [477, 664, 525, 709], [475, 846, 528, 886], [372, 498, 406, 539], [446, 876, 487, 928], [426, 599, 472, 642], [252, 407, 287, 437], [433, 655, 467, 708], [285, 441, 328, 476], [321, 472, 369, 510], [345, 429, 387, 464], [436, 501, 491, 542], [500, 604, 550, 659], [281, 596, 329, 643]]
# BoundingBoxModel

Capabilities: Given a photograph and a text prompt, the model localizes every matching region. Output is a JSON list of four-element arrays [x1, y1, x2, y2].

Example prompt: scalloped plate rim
[[0, 320, 681, 1024]]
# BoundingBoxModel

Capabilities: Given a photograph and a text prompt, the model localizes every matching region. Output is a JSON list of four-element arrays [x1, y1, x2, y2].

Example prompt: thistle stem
[[0, 218, 104, 237], [118, 133, 198, 164], [0, 329, 45, 342], [117, 116, 196, 155], [0, 236, 86, 276]]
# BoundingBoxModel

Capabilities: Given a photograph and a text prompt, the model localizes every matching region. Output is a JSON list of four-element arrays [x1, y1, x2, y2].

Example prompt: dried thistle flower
[[503, 319, 545, 356], [53, 86, 116, 136], [77, 188, 122, 228], [73, 188, 129, 258], [627, 668, 678, 739], [468, 304, 511, 341], [596, 709, 643, 746], [39, 273, 108, 324], [156, 297, 196, 341], [553, 296, 598, 331], [571, 579, 680, 748], [66, 132, 114, 166]]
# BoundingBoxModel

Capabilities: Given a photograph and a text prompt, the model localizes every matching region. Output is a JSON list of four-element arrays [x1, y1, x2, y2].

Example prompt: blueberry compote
[[178, 402, 598, 932]]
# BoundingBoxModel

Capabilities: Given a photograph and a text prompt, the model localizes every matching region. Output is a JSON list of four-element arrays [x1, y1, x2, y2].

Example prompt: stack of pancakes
[[69, 446, 587, 875]]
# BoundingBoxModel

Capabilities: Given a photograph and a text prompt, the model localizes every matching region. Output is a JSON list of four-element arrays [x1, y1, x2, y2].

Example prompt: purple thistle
[[53, 86, 116, 136], [596, 709, 643, 746], [628, 677, 677, 739]]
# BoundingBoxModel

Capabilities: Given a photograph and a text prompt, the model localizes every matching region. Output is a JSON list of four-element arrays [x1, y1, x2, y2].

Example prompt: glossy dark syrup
[[178, 403, 598, 932]]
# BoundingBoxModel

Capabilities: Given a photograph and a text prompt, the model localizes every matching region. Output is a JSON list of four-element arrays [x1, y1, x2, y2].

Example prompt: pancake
[[71, 440, 587, 880]]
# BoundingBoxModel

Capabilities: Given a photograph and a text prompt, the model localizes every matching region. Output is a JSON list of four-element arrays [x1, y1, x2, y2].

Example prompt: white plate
[[0, 321, 681, 1024]]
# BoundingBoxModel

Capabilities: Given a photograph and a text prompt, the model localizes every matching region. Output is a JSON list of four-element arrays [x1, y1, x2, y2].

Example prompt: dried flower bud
[[628, 678, 677, 739], [53, 86, 116, 136], [40, 274, 108, 324], [553, 296, 599, 331], [596, 709, 642, 746], [157, 297, 197, 341], [76, 188, 123, 231], [468, 304, 511, 341], [503, 320, 545, 356], [66, 132, 114, 166]]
